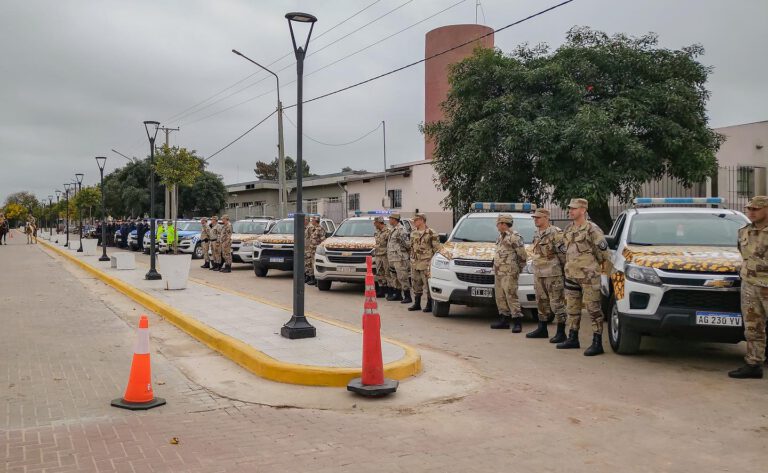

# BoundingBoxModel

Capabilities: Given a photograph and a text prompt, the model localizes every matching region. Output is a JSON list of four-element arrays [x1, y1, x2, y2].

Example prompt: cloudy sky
[[1, 0, 766, 204]]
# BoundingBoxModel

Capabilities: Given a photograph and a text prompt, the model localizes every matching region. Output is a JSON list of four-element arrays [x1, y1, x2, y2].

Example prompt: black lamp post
[[281, 11, 317, 340], [144, 121, 162, 280], [63, 183, 71, 247], [54, 190, 60, 236], [75, 173, 84, 252], [96, 156, 110, 262], [47, 195, 53, 236]]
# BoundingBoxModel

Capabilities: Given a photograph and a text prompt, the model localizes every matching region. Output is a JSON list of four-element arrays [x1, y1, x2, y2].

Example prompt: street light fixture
[[63, 183, 71, 247], [282, 11, 317, 340], [54, 190, 61, 236], [96, 156, 110, 262], [144, 120, 162, 280], [75, 173, 84, 252], [48, 195, 53, 236]]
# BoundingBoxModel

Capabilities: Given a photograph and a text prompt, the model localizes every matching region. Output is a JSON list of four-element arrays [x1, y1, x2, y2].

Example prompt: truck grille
[[661, 290, 740, 312], [261, 248, 292, 258], [454, 259, 493, 268], [328, 256, 367, 264], [456, 273, 495, 285]]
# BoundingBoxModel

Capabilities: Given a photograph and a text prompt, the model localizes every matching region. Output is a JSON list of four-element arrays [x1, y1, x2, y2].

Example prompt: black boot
[[385, 288, 397, 301], [526, 321, 549, 339], [583, 333, 604, 356], [556, 330, 581, 349], [304, 274, 311, 284], [549, 323, 566, 344], [511, 317, 523, 333], [209, 263, 218, 270], [728, 364, 764, 379], [376, 285, 386, 298], [307, 276, 316, 286], [490, 315, 511, 330], [391, 289, 403, 301], [407, 295, 422, 311], [422, 298, 433, 313], [221, 264, 231, 273], [201, 261, 210, 269], [401, 290, 412, 304]]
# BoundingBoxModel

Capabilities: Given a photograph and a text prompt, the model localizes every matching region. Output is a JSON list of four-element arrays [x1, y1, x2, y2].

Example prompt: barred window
[[738, 166, 755, 197], [387, 189, 402, 209], [348, 193, 360, 211]]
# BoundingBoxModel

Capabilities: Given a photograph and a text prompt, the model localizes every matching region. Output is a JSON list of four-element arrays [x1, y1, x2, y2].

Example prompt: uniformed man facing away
[[408, 213, 442, 313], [219, 215, 233, 273], [491, 214, 528, 332], [199, 217, 211, 268], [305, 216, 326, 286], [386, 213, 412, 304], [556, 198, 611, 356], [303, 215, 312, 284], [373, 216, 391, 298], [730, 195, 768, 379], [209, 215, 222, 270], [526, 208, 568, 342]]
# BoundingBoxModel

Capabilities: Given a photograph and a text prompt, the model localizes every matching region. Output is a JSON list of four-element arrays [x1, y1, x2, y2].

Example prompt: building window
[[327, 196, 340, 203], [738, 166, 755, 197], [387, 189, 402, 209], [348, 193, 360, 211], [306, 199, 318, 214], [245, 184, 255, 190]]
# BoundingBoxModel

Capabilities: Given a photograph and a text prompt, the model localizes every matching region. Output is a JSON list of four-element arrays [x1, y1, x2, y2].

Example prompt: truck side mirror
[[439, 233, 448, 244], [604, 235, 617, 250]]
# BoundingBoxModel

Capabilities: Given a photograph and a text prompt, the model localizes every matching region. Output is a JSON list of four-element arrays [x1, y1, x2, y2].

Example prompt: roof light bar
[[354, 210, 392, 216], [633, 197, 726, 206], [470, 202, 537, 212]]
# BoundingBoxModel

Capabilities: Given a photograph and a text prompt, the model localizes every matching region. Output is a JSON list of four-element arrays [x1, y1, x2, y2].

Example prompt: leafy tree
[[254, 156, 313, 181], [424, 27, 721, 230], [74, 186, 102, 222], [3, 202, 27, 225], [179, 171, 228, 217]]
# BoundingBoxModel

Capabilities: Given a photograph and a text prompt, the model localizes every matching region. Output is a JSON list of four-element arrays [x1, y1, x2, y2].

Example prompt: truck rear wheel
[[254, 264, 268, 278], [608, 297, 641, 354]]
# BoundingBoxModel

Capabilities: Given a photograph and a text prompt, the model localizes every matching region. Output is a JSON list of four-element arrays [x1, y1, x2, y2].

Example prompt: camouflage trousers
[[741, 281, 767, 365], [211, 241, 222, 264], [411, 267, 430, 297], [564, 277, 603, 334], [201, 241, 210, 263], [495, 272, 521, 318], [389, 260, 410, 291], [535, 276, 567, 324], [221, 242, 232, 265], [305, 247, 316, 276], [375, 255, 389, 288]]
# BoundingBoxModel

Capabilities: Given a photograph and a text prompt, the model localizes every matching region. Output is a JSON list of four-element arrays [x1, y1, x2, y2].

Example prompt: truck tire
[[608, 297, 641, 354], [254, 264, 268, 278], [432, 300, 450, 317], [193, 243, 203, 260], [316, 280, 332, 291]]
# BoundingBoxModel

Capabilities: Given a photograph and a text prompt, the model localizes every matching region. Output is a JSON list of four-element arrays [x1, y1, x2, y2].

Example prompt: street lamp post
[[63, 183, 71, 247], [144, 121, 162, 280], [55, 190, 61, 236], [96, 156, 110, 262], [75, 173, 84, 252], [47, 195, 53, 237], [281, 11, 317, 340]]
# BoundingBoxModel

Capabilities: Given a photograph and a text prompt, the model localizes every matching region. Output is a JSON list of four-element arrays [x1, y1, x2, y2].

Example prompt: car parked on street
[[232, 218, 277, 264], [252, 216, 335, 277]]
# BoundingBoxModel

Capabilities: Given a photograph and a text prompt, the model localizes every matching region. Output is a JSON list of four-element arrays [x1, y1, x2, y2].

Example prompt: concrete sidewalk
[[40, 237, 421, 387]]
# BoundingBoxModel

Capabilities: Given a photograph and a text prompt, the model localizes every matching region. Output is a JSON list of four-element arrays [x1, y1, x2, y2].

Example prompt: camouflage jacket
[[209, 223, 221, 242], [220, 222, 233, 246], [387, 223, 411, 263], [374, 226, 391, 257], [307, 224, 326, 250], [532, 225, 565, 278], [199, 224, 211, 242], [410, 227, 441, 271], [563, 221, 610, 280], [494, 230, 527, 275], [738, 223, 768, 286]]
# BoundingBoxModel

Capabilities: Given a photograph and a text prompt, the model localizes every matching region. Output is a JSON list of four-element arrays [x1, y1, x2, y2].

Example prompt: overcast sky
[[1, 0, 766, 204]]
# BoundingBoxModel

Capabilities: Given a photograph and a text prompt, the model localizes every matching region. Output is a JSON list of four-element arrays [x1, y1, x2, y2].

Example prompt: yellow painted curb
[[39, 239, 421, 387]]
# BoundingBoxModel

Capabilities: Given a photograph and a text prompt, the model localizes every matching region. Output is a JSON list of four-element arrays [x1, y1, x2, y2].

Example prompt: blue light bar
[[470, 202, 537, 212], [354, 210, 392, 216], [287, 213, 321, 218], [633, 197, 726, 205]]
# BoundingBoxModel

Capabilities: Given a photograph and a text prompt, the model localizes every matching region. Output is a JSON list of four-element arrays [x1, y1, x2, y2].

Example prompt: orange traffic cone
[[347, 256, 398, 397], [111, 315, 166, 410]]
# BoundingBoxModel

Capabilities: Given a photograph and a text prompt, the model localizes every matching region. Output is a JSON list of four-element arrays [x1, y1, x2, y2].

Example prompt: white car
[[232, 218, 277, 264], [252, 216, 336, 277]]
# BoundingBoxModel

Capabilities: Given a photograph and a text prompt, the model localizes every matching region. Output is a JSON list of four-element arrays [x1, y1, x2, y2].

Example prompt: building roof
[[226, 170, 369, 192], [341, 159, 434, 183]]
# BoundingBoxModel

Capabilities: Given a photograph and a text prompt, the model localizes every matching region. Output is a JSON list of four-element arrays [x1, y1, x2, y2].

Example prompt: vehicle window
[[334, 220, 375, 237], [270, 220, 294, 234], [233, 221, 268, 234], [178, 222, 202, 232], [450, 217, 535, 243], [609, 214, 625, 237], [628, 213, 746, 246]]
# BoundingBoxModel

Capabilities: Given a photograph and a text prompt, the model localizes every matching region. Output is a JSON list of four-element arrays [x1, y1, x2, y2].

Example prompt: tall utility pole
[[158, 127, 180, 221], [382, 120, 389, 208]]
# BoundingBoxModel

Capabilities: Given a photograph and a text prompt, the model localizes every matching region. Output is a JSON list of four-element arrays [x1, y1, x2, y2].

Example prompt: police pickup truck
[[428, 203, 537, 318], [252, 215, 335, 277], [604, 197, 748, 354], [231, 217, 276, 265]]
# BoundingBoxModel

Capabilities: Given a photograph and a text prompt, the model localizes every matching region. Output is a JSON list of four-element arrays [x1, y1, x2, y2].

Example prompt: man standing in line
[[408, 213, 442, 313], [199, 217, 211, 268], [556, 198, 611, 356], [526, 208, 568, 342], [373, 216, 391, 298], [209, 215, 222, 270], [305, 216, 326, 286], [135, 219, 145, 252], [219, 215, 233, 273], [491, 214, 528, 332], [386, 213, 412, 304]]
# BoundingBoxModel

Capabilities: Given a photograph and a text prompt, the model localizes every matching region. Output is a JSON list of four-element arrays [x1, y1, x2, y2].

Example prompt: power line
[[204, 110, 276, 162], [284, 113, 382, 147]]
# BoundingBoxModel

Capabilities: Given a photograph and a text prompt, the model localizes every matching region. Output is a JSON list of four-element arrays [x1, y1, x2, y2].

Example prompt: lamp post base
[[77, 247, 83, 252], [281, 316, 316, 339], [99, 255, 110, 262], [145, 269, 162, 280]]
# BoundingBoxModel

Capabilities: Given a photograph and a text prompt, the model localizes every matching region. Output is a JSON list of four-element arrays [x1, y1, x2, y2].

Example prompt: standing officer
[[209, 215, 222, 270], [491, 214, 528, 332], [305, 216, 326, 286], [136, 219, 145, 252], [408, 213, 442, 312], [199, 217, 211, 268], [730, 195, 768, 379], [527, 208, 568, 342], [219, 215, 233, 273], [386, 213, 412, 304], [556, 198, 611, 356], [373, 216, 391, 298]]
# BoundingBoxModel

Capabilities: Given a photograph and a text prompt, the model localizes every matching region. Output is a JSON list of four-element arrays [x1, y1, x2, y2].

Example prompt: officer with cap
[[373, 216, 392, 298], [556, 198, 611, 356], [491, 214, 528, 331], [408, 213, 442, 313], [386, 212, 412, 303], [199, 217, 211, 268], [730, 195, 768, 378]]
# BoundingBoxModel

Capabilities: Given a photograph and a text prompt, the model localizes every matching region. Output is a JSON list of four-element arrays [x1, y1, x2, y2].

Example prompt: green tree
[[3, 202, 27, 226], [74, 186, 101, 223], [424, 27, 721, 230], [254, 156, 313, 181], [179, 171, 228, 217]]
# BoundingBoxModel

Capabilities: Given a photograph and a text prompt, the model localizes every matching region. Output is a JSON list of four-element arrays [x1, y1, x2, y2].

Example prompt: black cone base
[[111, 397, 166, 411], [347, 378, 398, 397]]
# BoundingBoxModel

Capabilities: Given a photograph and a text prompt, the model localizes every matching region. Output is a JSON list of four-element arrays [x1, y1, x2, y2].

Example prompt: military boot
[[422, 298, 433, 313], [385, 288, 397, 301], [391, 290, 403, 301], [201, 261, 210, 269], [511, 317, 523, 333], [307, 276, 317, 286], [209, 263, 219, 271], [556, 330, 581, 349], [215, 263, 224, 272], [490, 315, 511, 330], [583, 333, 604, 356], [304, 274, 311, 284], [407, 295, 422, 311], [401, 290, 412, 304], [526, 321, 549, 339], [221, 264, 231, 274], [728, 364, 764, 379], [549, 323, 567, 344], [376, 285, 387, 298]]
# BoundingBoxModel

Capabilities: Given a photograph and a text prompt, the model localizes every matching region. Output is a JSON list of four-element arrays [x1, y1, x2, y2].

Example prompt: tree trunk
[[589, 199, 613, 233]]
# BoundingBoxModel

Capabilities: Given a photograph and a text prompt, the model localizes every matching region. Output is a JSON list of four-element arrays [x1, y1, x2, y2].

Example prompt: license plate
[[269, 257, 284, 263], [695, 311, 742, 327], [470, 287, 494, 298], [338, 265, 355, 273]]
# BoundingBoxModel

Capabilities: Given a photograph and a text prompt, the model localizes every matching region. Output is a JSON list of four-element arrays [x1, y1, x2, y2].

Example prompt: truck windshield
[[451, 217, 535, 243], [334, 220, 374, 237], [178, 222, 202, 232], [233, 221, 268, 234], [628, 213, 746, 246], [269, 220, 294, 234]]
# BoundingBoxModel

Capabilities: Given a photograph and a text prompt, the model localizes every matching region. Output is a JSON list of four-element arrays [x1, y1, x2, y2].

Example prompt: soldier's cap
[[414, 212, 427, 221], [568, 198, 588, 209], [222, 214, 230, 220], [496, 214, 513, 225], [389, 212, 401, 220], [532, 208, 550, 218], [373, 216, 385, 223], [311, 215, 321, 222], [745, 196, 768, 210]]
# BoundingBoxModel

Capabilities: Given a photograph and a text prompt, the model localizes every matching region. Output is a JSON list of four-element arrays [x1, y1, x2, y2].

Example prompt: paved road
[[2, 237, 767, 472]]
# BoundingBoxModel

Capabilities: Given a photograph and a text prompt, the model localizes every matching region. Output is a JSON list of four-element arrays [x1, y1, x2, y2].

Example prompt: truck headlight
[[432, 254, 449, 270], [625, 264, 662, 285], [316, 245, 326, 256], [254, 240, 262, 249], [241, 241, 254, 251]]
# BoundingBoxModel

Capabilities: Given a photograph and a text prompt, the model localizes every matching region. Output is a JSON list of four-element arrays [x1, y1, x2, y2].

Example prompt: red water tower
[[425, 24, 494, 160]]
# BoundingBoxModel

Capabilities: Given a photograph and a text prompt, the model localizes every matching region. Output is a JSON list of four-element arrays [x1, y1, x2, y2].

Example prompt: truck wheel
[[193, 243, 203, 260], [608, 297, 641, 354], [316, 280, 332, 291], [254, 264, 268, 278], [432, 300, 450, 317]]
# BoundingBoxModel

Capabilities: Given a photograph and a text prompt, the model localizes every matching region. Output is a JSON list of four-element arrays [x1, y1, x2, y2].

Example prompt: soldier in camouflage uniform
[[556, 198, 612, 356], [386, 213, 412, 303], [305, 216, 326, 286], [199, 217, 211, 268], [373, 216, 391, 298], [730, 195, 768, 379], [527, 208, 568, 342], [408, 213, 442, 313], [219, 215, 233, 273], [491, 214, 529, 332], [209, 215, 222, 270]]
